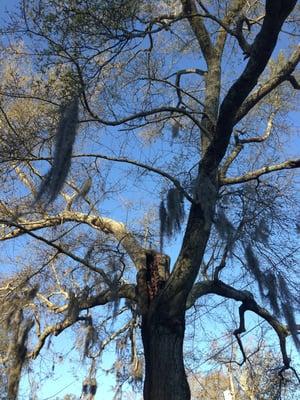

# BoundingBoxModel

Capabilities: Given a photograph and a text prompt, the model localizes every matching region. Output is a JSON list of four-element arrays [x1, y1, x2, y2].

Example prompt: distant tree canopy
[[0, 1, 299, 399], [189, 343, 300, 400]]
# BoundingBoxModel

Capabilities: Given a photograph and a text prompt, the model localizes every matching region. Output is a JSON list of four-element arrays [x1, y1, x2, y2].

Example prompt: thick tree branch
[[197, 0, 249, 56], [217, 0, 248, 56], [220, 158, 300, 185], [287, 75, 300, 89], [202, 0, 297, 173], [181, 0, 215, 64], [187, 279, 291, 367], [0, 211, 146, 270], [235, 45, 300, 124]]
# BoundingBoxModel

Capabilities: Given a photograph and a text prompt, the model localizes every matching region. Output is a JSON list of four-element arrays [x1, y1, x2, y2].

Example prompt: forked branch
[[187, 279, 292, 369]]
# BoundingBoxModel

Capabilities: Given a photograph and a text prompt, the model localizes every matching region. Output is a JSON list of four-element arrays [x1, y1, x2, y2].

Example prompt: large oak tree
[[0, 1, 299, 399]]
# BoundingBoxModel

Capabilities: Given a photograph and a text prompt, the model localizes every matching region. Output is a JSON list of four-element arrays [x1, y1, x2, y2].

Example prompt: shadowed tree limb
[[186, 279, 292, 369], [287, 75, 300, 89], [234, 301, 290, 369], [158, 0, 298, 307], [181, 0, 215, 64], [234, 45, 300, 124], [202, 0, 298, 173]]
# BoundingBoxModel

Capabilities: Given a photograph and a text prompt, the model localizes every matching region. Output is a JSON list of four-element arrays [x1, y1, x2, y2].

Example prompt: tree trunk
[[141, 311, 190, 400]]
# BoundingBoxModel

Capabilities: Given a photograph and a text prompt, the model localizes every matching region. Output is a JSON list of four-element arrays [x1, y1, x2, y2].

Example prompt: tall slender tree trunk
[[141, 311, 190, 400]]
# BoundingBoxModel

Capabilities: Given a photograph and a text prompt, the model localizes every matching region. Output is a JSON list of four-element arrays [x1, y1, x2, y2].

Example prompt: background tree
[[0, 328, 9, 400], [188, 338, 300, 400], [0, 1, 299, 399]]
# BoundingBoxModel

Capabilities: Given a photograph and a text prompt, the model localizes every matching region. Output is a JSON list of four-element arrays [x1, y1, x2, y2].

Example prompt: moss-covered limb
[[29, 284, 136, 360]]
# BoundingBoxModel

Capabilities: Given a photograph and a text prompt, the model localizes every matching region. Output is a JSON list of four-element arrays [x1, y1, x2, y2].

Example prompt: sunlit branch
[[0, 210, 146, 270], [0, 218, 112, 286], [220, 158, 300, 185], [219, 142, 244, 180], [12, 163, 37, 196], [237, 111, 275, 144], [219, 112, 276, 179], [36, 292, 69, 313]]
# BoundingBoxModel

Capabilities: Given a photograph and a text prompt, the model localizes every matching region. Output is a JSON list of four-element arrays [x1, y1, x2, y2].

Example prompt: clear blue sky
[[0, 0, 17, 14]]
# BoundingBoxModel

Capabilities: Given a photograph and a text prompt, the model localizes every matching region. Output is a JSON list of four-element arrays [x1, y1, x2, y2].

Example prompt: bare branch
[[29, 284, 135, 360], [213, 245, 230, 281], [71, 153, 194, 203], [0, 219, 112, 285], [238, 111, 275, 144], [219, 112, 276, 179], [83, 105, 202, 130], [0, 210, 146, 270], [196, 0, 251, 56], [220, 158, 300, 185], [12, 163, 37, 196], [215, 0, 248, 56], [187, 279, 291, 368], [219, 142, 244, 180], [92, 319, 134, 358]]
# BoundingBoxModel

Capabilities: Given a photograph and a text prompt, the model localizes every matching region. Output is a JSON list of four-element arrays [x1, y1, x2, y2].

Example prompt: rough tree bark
[[142, 310, 189, 400], [139, 252, 190, 400]]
